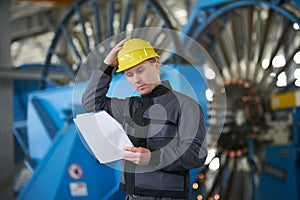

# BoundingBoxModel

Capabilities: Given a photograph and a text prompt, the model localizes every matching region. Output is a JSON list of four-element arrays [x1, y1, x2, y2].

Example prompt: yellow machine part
[[271, 91, 300, 110]]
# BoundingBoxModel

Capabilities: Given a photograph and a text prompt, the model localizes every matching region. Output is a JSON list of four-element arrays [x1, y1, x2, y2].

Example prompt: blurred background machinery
[[182, 1, 300, 199], [0, 0, 299, 199]]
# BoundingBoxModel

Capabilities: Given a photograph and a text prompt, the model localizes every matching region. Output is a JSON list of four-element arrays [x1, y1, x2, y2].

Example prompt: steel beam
[[0, 1, 14, 199], [0, 67, 70, 80], [11, 5, 65, 41]]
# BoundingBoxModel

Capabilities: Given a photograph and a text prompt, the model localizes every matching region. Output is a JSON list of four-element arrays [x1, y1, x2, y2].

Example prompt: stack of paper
[[73, 111, 133, 163]]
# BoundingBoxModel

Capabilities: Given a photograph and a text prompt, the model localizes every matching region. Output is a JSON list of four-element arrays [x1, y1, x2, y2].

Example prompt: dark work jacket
[[81, 66, 207, 199]]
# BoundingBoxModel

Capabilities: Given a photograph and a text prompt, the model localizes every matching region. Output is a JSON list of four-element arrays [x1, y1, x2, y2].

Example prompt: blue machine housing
[[13, 64, 59, 164], [257, 144, 299, 200], [18, 122, 126, 200], [17, 82, 127, 199], [256, 108, 300, 200]]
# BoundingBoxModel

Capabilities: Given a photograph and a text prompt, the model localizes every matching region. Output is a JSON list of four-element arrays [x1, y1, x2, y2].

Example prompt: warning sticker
[[68, 163, 83, 180], [69, 182, 88, 196]]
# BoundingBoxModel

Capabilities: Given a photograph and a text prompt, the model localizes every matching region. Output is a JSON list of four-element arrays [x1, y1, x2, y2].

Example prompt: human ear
[[155, 61, 160, 73]]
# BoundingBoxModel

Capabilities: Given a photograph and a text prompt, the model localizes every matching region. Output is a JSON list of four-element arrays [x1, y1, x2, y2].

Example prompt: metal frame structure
[[40, 0, 176, 89]]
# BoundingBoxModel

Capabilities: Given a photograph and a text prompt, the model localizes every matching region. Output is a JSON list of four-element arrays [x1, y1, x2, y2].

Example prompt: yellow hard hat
[[116, 38, 159, 72]]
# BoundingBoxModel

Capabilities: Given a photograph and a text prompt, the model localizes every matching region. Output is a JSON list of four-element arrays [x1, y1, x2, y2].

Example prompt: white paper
[[73, 111, 133, 163]]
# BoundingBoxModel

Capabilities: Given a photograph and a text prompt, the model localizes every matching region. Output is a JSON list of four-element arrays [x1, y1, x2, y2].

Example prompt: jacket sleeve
[[81, 65, 126, 123], [151, 99, 207, 171]]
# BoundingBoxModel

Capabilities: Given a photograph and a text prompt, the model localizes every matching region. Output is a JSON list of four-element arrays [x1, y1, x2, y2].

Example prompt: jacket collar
[[141, 81, 171, 99]]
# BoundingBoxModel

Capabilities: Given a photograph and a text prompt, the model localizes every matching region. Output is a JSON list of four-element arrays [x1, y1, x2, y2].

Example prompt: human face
[[124, 59, 161, 95]]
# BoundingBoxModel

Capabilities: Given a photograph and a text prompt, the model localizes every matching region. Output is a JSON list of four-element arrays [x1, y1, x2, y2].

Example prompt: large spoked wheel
[[185, 1, 300, 199], [40, 0, 176, 89]]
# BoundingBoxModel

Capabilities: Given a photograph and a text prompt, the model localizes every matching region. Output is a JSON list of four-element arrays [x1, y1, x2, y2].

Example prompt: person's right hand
[[103, 38, 128, 66], [123, 146, 151, 165]]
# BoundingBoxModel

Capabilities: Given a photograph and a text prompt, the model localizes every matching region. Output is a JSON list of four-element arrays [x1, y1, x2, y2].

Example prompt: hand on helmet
[[104, 38, 129, 67]]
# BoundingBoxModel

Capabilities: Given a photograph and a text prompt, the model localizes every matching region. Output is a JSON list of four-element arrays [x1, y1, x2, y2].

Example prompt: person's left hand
[[123, 146, 151, 165]]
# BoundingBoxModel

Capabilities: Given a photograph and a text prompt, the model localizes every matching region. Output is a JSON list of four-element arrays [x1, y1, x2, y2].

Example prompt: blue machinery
[[13, 0, 300, 199], [255, 92, 300, 200], [16, 83, 125, 199]]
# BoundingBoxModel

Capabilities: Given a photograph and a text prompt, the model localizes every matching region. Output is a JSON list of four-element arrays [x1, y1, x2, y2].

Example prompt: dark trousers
[[126, 195, 186, 200]]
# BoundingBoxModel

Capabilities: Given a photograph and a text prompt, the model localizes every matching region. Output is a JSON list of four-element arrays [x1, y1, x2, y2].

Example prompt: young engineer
[[81, 38, 207, 199]]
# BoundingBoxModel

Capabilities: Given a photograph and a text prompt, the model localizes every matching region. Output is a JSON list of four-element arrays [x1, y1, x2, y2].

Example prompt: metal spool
[[183, 1, 300, 199], [184, 0, 300, 149]]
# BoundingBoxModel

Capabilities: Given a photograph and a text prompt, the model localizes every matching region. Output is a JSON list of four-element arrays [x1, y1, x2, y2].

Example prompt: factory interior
[[0, 0, 300, 199]]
